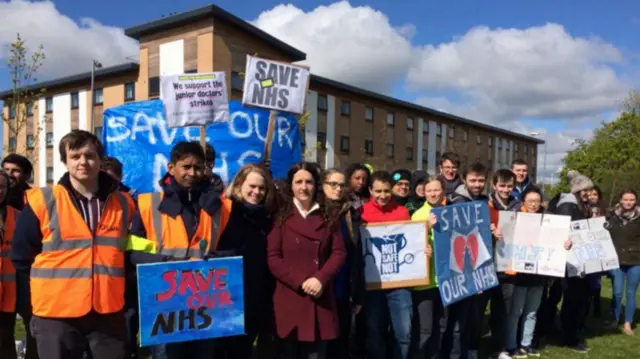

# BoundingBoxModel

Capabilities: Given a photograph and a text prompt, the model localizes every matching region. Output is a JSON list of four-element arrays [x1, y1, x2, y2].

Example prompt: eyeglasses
[[442, 166, 458, 171], [525, 200, 541, 205], [395, 182, 410, 187], [324, 181, 345, 189]]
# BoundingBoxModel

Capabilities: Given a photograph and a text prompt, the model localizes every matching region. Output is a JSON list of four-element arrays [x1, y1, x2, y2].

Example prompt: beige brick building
[[1, 4, 542, 186]]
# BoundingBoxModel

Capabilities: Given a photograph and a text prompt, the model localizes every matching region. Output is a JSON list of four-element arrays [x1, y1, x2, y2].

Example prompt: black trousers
[[561, 277, 590, 346], [30, 311, 128, 359], [468, 282, 514, 354], [440, 296, 472, 359], [0, 312, 17, 359], [276, 331, 327, 359], [411, 289, 442, 359], [327, 298, 352, 359]]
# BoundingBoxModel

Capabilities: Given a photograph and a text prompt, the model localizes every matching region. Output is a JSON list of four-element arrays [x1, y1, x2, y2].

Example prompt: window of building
[[436, 151, 441, 161], [94, 126, 103, 138], [406, 117, 414, 131], [532, 147, 536, 155], [149, 76, 160, 97], [498, 139, 502, 150], [27, 103, 33, 116], [449, 127, 455, 139], [45, 97, 53, 113], [300, 132, 306, 150], [93, 88, 103, 105], [463, 131, 468, 142], [184, 69, 197, 74], [317, 95, 328, 111], [340, 136, 350, 153], [476, 134, 482, 145], [385, 143, 394, 158], [46, 132, 53, 147], [423, 123, 429, 133], [9, 105, 16, 119], [341, 101, 351, 116], [405, 146, 413, 161], [71, 92, 79, 109], [125, 82, 135, 102], [365, 139, 374, 155], [27, 135, 34, 149], [8, 138, 16, 152], [46, 167, 54, 183], [506, 141, 510, 151], [422, 149, 428, 163], [386, 112, 395, 127], [231, 72, 243, 91], [317, 132, 327, 149], [515, 143, 519, 152], [524, 144, 528, 154], [436, 124, 442, 136], [488, 136, 493, 147], [365, 107, 374, 122]]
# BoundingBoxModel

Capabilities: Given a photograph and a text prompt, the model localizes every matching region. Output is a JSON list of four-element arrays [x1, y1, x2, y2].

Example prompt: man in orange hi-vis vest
[[11, 130, 135, 359], [126, 141, 230, 359]]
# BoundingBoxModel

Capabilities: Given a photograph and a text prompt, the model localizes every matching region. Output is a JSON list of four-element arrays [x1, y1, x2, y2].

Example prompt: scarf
[[614, 204, 640, 226]]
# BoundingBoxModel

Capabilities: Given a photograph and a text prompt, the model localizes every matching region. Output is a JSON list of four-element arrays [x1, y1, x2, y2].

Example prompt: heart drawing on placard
[[452, 234, 480, 270]]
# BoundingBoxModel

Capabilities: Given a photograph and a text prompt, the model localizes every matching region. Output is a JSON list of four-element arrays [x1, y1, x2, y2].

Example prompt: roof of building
[[0, 62, 139, 99], [124, 4, 306, 62], [0, 62, 543, 144], [311, 74, 544, 144]]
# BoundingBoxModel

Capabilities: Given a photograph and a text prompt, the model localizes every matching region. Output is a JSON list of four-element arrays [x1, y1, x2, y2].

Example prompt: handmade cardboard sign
[[161, 72, 230, 128], [567, 217, 619, 277], [360, 220, 430, 290], [431, 202, 498, 306], [242, 55, 310, 114], [495, 212, 570, 277], [137, 257, 244, 346]]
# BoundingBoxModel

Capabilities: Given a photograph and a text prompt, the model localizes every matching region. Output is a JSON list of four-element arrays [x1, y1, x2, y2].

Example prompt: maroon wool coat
[[267, 209, 347, 342]]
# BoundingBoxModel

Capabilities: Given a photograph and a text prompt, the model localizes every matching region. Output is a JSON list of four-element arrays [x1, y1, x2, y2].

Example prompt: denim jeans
[[610, 265, 640, 324], [364, 289, 412, 359], [505, 285, 543, 350]]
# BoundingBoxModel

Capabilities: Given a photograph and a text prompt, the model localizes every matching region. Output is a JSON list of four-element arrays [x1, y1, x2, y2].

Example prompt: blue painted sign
[[137, 257, 245, 346], [431, 202, 498, 306], [103, 100, 301, 194]]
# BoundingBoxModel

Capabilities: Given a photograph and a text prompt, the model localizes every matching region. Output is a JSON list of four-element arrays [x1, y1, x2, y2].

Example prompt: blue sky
[[1, 0, 638, 179]]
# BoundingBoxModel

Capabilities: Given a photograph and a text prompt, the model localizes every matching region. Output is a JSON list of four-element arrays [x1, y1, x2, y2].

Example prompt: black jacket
[[342, 207, 365, 307], [553, 193, 589, 221], [211, 199, 275, 333], [607, 210, 640, 266], [7, 182, 30, 210]]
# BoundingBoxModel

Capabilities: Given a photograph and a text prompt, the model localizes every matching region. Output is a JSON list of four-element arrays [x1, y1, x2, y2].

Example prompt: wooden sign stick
[[200, 125, 207, 160], [263, 110, 278, 164]]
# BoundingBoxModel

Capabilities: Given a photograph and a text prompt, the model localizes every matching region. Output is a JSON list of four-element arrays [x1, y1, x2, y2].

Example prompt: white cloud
[[252, 1, 414, 93], [0, 0, 138, 83], [409, 24, 628, 125]]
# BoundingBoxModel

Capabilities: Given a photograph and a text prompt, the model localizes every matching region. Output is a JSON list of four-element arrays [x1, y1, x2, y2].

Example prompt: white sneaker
[[498, 352, 513, 359], [468, 350, 479, 359]]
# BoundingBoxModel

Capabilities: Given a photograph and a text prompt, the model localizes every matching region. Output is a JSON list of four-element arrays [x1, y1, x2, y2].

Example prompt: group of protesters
[[0, 129, 638, 359]]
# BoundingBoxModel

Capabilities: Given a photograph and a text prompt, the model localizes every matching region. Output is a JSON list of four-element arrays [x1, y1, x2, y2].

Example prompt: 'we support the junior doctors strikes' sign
[[242, 55, 310, 114], [431, 202, 498, 306], [137, 257, 245, 346]]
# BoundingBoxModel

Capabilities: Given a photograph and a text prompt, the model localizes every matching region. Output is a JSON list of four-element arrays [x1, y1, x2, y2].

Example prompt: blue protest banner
[[137, 257, 245, 346], [431, 201, 498, 306], [103, 100, 301, 194]]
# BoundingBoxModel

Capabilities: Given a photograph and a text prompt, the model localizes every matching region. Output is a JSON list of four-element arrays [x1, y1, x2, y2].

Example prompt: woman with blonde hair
[[213, 163, 277, 359]]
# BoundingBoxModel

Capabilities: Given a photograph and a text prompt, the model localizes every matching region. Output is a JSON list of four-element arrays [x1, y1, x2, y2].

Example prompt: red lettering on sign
[[214, 268, 228, 290], [157, 270, 178, 302]]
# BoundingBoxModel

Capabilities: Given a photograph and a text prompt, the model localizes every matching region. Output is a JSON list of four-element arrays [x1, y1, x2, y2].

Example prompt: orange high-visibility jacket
[[27, 186, 134, 318], [136, 192, 231, 258], [0, 206, 20, 313]]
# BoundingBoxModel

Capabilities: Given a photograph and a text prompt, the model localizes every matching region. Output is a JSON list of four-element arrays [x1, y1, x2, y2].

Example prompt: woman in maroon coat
[[267, 162, 347, 359]]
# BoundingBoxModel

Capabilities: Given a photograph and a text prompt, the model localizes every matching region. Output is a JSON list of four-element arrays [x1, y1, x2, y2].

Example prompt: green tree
[[551, 110, 640, 205], [2, 33, 46, 161]]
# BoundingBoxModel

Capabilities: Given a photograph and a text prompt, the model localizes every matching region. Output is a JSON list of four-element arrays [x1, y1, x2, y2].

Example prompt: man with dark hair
[[11, 130, 135, 359], [511, 159, 531, 200], [126, 141, 231, 359], [205, 144, 225, 193], [448, 162, 489, 204], [439, 152, 462, 196], [101, 156, 136, 199], [2, 154, 33, 210]]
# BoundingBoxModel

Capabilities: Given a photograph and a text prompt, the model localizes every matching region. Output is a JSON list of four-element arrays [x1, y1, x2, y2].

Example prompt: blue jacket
[[512, 177, 531, 201]]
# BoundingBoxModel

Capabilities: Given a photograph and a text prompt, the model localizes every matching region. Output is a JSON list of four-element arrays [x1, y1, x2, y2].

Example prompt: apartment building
[[0, 4, 542, 186]]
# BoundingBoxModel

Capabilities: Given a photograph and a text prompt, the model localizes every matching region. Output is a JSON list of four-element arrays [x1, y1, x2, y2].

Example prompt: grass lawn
[[15, 279, 640, 358]]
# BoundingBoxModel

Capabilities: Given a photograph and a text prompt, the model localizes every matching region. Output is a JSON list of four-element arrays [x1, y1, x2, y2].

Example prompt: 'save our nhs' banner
[[242, 55, 310, 114], [431, 202, 498, 306], [495, 212, 570, 278], [137, 257, 244, 346], [161, 72, 230, 128], [567, 217, 619, 277], [103, 100, 302, 194]]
